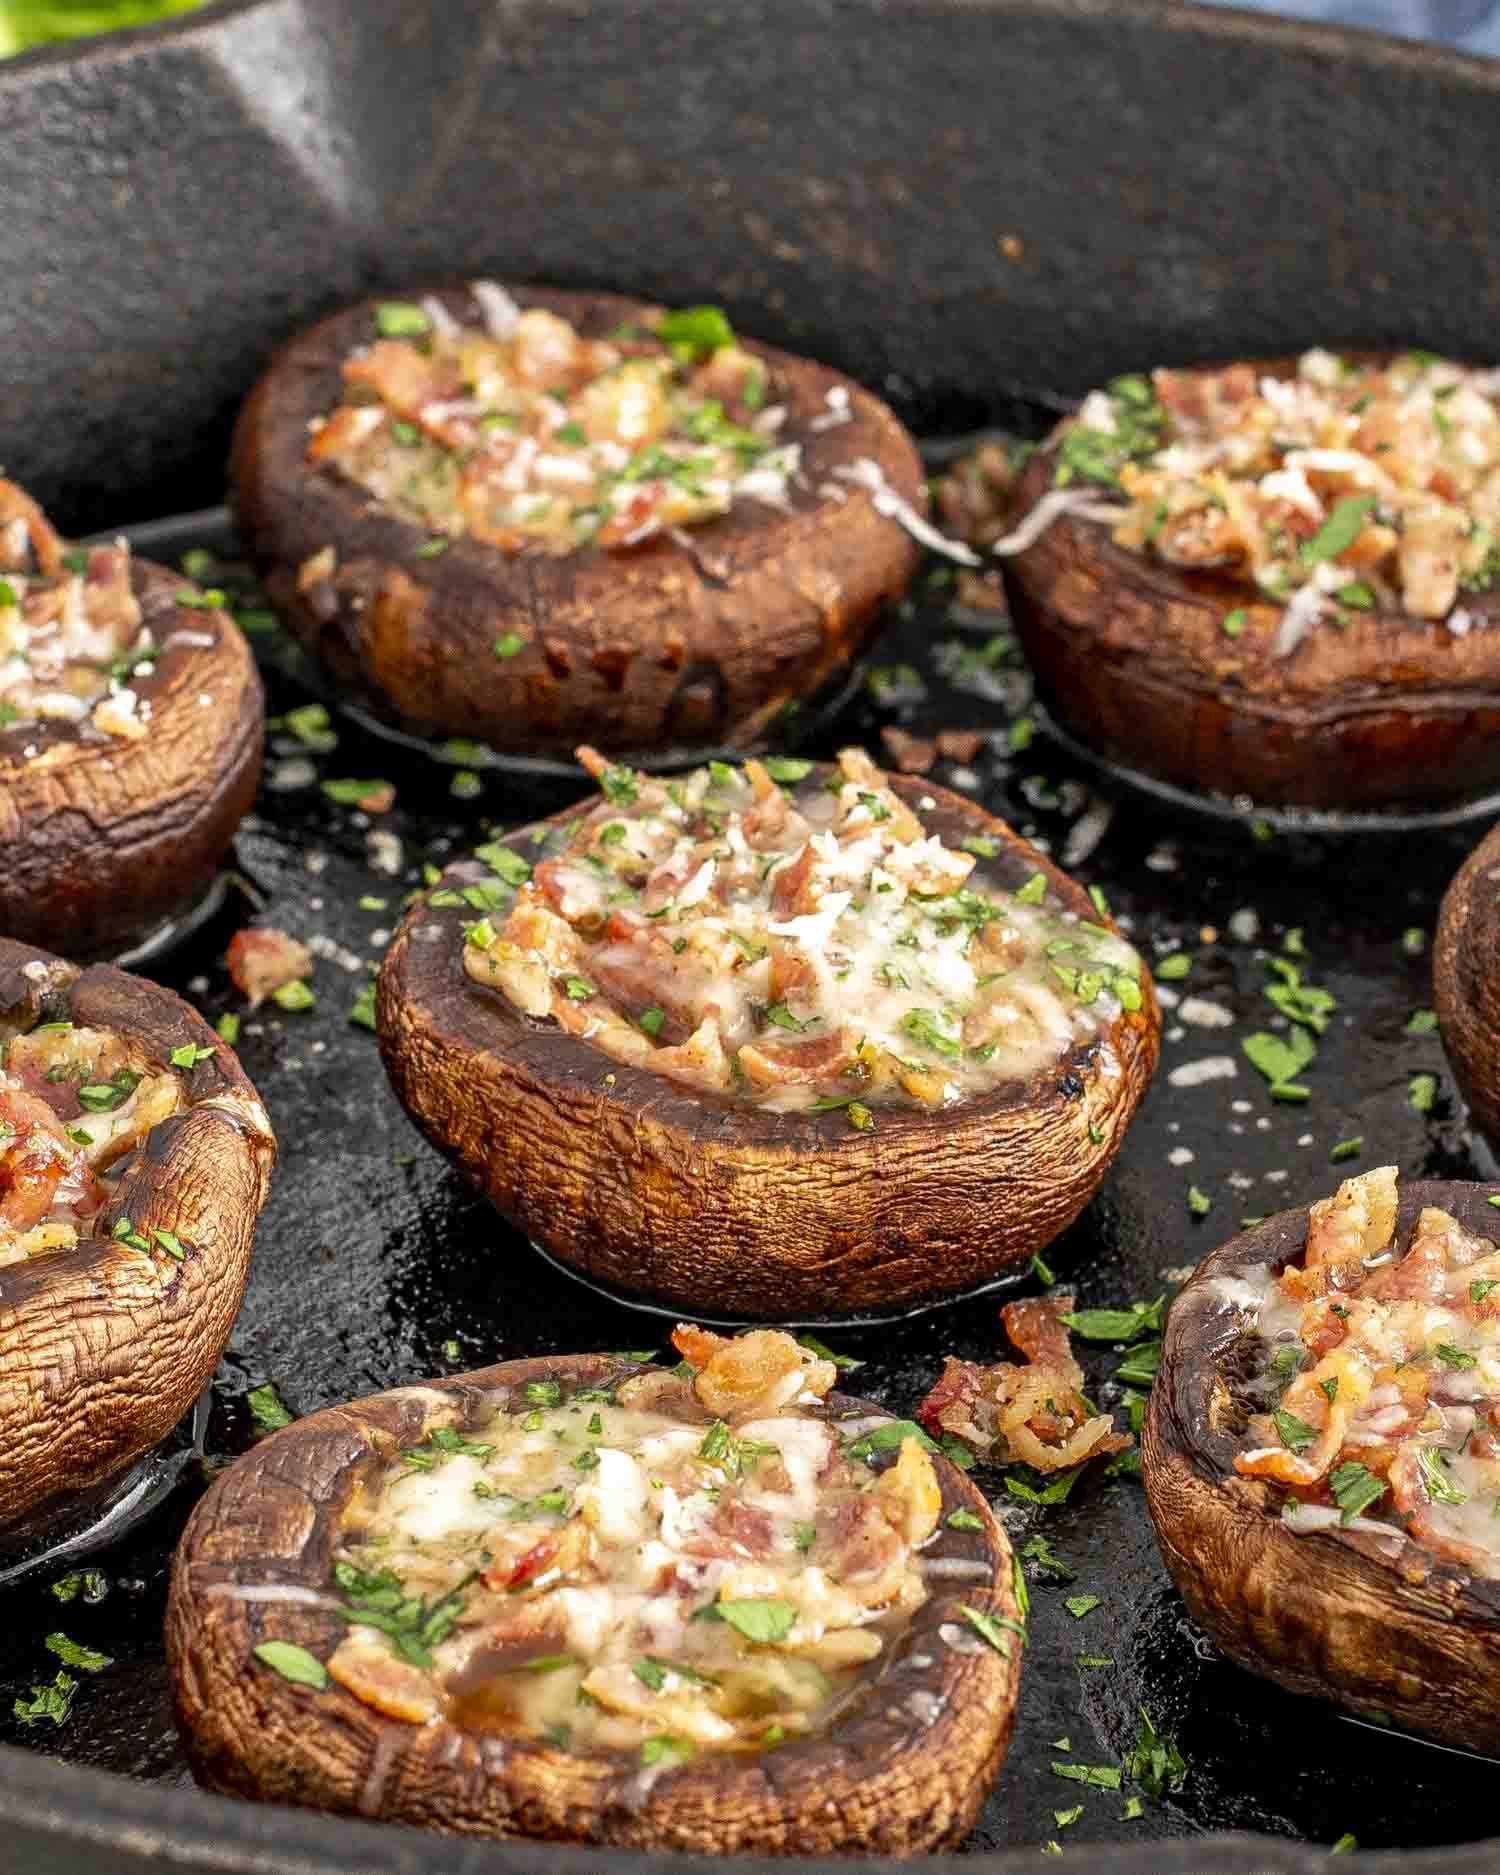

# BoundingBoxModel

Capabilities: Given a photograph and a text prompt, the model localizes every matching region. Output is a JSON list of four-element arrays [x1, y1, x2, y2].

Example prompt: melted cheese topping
[[1055, 352, 1500, 629], [1231, 1166, 1500, 1575], [324, 1351, 943, 1758], [0, 1022, 183, 1265], [307, 291, 797, 557], [460, 746, 1142, 1110], [0, 535, 157, 738]]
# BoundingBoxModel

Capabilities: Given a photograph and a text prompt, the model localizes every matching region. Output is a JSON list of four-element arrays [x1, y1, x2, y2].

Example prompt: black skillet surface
[[9, 0, 1500, 1870], [0, 493, 1490, 1871]]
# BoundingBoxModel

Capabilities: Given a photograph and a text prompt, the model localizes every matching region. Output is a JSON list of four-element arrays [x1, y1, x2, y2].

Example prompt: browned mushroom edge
[[164, 1352, 1021, 1855], [229, 283, 924, 754], [0, 936, 275, 1533], [0, 558, 264, 957], [374, 769, 1161, 1320], [1143, 1179, 1500, 1752], [1000, 354, 1500, 811], [1436, 818, 1500, 1150]]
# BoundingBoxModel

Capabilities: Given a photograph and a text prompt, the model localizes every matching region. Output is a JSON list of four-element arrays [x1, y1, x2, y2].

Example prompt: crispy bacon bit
[[226, 927, 315, 1008], [736, 1031, 856, 1089], [880, 726, 937, 775], [0, 477, 65, 577], [769, 841, 823, 917], [918, 1294, 1132, 1474], [932, 442, 1018, 549], [936, 729, 986, 763], [344, 339, 457, 423], [672, 1324, 836, 1420], [491, 1538, 558, 1591], [1282, 1163, 1398, 1300], [874, 1437, 943, 1545]]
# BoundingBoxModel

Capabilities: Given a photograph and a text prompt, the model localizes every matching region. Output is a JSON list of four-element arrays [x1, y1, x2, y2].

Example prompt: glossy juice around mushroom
[[326, 1330, 948, 1755], [460, 747, 1143, 1112]]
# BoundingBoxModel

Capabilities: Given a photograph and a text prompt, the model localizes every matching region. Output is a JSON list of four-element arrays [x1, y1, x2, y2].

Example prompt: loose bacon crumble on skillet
[[920, 1295, 1135, 1476]]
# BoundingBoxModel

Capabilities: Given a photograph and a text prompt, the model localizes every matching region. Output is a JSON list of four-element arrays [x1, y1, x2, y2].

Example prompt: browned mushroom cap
[[1436, 819, 1500, 1149], [0, 557, 263, 958], [164, 1352, 1022, 1855], [0, 937, 275, 1533], [1001, 356, 1500, 811], [1144, 1180, 1500, 1752], [230, 284, 924, 754], [374, 770, 1160, 1320]]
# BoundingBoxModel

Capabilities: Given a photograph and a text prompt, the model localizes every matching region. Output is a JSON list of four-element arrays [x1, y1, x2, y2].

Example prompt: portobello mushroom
[[1144, 1167, 1500, 1751], [230, 283, 924, 754], [999, 350, 1500, 810], [0, 479, 263, 957], [0, 935, 275, 1534], [1435, 816, 1500, 1149], [165, 1336, 1023, 1854], [375, 747, 1159, 1319]]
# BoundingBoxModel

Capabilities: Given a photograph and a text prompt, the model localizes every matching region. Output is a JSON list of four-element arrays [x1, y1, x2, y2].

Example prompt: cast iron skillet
[[8, 0, 1500, 1871]]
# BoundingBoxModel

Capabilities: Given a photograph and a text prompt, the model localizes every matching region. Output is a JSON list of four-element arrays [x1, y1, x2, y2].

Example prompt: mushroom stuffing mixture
[[1232, 1166, 1500, 1573], [1042, 352, 1500, 645], [1049, 351, 1500, 641], [0, 1017, 183, 1266], [0, 478, 169, 740], [460, 746, 1143, 1112], [306, 289, 800, 555], [322, 1329, 957, 1757]]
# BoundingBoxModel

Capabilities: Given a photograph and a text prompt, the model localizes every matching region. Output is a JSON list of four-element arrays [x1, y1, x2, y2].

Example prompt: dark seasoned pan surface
[[0, 504, 1490, 1865]]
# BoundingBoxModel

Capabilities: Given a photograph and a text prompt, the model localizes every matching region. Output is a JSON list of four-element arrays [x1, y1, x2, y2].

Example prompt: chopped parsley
[[1273, 1407, 1317, 1454], [252, 1642, 327, 1690], [1125, 1706, 1188, 1801], [14, 1672, 76, 1728], [44, 1633, 111, 1673], [1297, 494, 1375, 567], [245, 1383, 295, 1432], [959, 1603, 1025, 1655], [714, 1599, 796, 1644], [374, 302, 430, 337], [168, 1043, 216, 1070]]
